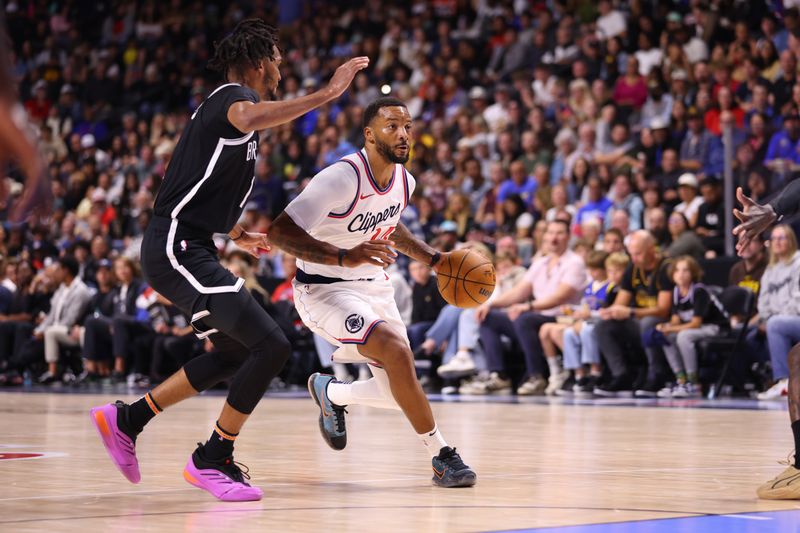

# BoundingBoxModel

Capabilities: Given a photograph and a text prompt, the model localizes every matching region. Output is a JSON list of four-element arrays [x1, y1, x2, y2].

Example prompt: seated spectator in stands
[[753, 225, 800, 400], [546, 183, 577, 222], [608, 209, 632, 243], [673, 173, 704, 227], [444, 192, 474, 241], [563, 252, 628, 396], [406, 261, 447, 350], [539, 250, 617, 395], [579, 218, 603, 251], [746, 168, 771, 203], [595, 230, 674, 397], [0, 261, 52, 385], [1, 259, 16, 293], [765, 111, 800, 176], [641, 79, 674, 130], [613, 56, 648, 111], [498, 160, 537, 210], [665, 212, 705, 260], [602, 228, 626, 254], [146, 294, 195, 385], [594, 119, 634, 167], [652, 148, 682, 205], [653, 256, 729, 398], [705, 86, 745, 135], [475, 220, 586, 395], [746, 111, 772, 162], [81, 257, 145, 382], [694, 177, 725, 256], [729, 235, 768, 295], [35, 256, 92, 384], [71, 259, 115, 383], [532, 163, 553, 215], [418, 196, 443, 242], [574, 176, 613, 235], [680, 106, 714, 171], [703, 111, 747, 177], [605, 173, 643, 232]]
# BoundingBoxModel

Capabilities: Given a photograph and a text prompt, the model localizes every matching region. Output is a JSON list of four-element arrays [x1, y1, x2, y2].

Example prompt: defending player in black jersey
[[734, 183, 800, 499], [90, 19, 369, 501]]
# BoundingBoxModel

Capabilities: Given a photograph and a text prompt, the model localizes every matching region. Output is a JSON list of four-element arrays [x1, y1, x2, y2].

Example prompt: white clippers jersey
[[284, 148, 416, 280]]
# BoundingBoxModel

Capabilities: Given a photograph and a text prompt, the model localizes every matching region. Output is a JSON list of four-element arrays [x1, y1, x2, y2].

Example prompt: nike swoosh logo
[[432, 465, 446, 479], [360, 193, 375, 200]]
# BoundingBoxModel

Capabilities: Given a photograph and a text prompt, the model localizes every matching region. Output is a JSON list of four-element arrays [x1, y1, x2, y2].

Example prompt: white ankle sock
[[417, 424, 448, 457], [547, 357, 562, 376], [327, 378, 400, 410]]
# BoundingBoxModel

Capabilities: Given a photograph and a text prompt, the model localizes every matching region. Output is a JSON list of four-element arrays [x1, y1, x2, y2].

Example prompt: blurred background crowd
[[1, 0, 798, 400]]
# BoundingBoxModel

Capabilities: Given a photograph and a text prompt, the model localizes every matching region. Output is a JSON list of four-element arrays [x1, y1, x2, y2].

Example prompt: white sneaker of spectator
[[457, 374, 484, 395], [37, 370, 57, 385], [545, 370, 570, 396], [459, 372, 511, 395], [656, 384, 675, 398], [757, 378, 789, 401], [516, 376, 547, 396], [437, 350, 476, 379], [671, 383, 701, 399]]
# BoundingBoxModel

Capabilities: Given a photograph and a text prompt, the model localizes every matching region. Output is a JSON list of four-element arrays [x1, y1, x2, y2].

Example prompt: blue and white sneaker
[[432, 446, 477, 488], [307, 373, 347, 451]]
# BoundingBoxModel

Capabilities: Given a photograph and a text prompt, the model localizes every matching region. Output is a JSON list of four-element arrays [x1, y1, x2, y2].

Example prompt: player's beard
[[375, 137, 409, 164]]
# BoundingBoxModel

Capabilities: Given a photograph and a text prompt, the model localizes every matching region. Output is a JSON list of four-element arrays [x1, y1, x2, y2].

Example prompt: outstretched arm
[[0, 103, 49, 221], [391, 223, 442, 267], [270, 212, 397, 267], [228, 57, 369, 132]]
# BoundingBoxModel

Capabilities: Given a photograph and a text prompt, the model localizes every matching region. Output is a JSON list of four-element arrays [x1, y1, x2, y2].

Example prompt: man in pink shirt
[[475, 220, 587, 395]]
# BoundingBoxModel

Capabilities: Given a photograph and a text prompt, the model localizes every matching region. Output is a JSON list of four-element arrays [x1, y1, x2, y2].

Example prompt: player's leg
[[179, 291, 290, 501], [758, 341, 800, 499], [355, 324, 476, 487]]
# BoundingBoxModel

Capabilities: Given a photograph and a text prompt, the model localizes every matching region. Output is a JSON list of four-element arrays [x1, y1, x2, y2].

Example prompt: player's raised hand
[[344, 239, 397, 267], [326, 57, 370, 100], [234, 231, 271, 258], [732, 187, 777, 255]]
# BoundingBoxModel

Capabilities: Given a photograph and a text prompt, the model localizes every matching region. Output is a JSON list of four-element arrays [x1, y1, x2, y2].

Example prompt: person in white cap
[[673, 173, 704, 226]]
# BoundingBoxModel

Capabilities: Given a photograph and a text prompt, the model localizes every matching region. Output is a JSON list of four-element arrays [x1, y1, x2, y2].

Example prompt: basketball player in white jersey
[[270, 97, 476, 487]]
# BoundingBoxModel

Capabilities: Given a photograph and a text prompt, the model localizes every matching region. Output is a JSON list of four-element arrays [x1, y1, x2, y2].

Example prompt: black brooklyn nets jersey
[[154, 83, 260, 234]]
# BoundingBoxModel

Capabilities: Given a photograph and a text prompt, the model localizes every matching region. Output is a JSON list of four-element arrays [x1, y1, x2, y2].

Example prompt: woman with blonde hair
[[755, 225, 800, 400]]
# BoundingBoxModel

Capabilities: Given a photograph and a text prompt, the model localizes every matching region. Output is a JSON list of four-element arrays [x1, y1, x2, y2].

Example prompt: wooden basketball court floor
[[2, 390, 800, 532]]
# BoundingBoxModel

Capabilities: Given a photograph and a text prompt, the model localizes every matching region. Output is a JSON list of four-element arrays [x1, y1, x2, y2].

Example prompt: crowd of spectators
[[2, 0, 799, 398]]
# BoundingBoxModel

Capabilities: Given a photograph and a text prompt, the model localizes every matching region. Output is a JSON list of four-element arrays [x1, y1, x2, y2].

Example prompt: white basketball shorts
[[292, 277, 409, 364]]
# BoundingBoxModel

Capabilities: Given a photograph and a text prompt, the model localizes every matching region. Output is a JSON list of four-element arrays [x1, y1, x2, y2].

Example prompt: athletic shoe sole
[[183, 456, 262, 501]]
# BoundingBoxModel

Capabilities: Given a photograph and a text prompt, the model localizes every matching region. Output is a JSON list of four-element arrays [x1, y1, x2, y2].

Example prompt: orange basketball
[[436, 249, 496, 308]]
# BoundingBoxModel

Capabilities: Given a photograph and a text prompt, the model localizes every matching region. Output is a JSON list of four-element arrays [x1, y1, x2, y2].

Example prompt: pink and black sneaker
[[183, 444, 263, 501], [89, 401, 141, 483]]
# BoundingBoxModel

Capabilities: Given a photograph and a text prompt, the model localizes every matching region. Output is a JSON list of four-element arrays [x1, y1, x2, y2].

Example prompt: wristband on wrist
[[338, 248, 347, 267], [429, 252, 441, 268]]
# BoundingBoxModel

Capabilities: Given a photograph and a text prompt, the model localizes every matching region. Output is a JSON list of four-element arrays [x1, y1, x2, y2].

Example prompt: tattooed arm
[[270, 212, 397, 267], [391, 223, 444, 268]]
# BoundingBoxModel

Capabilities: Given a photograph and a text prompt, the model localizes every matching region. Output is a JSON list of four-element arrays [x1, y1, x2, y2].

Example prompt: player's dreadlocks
[[208, 18, 279, 82]]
